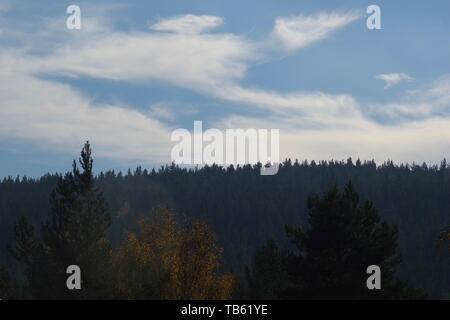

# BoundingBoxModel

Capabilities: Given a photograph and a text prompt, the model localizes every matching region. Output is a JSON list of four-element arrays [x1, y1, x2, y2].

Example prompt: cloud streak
[[150, 14, 224, 34], [33, 12, 360, 117], [369, 76, 450, 120], [0, 51, 173, 163], [1, 10, 449, 167], [376, 73, 414, 89], [271, 12, 360, 52]]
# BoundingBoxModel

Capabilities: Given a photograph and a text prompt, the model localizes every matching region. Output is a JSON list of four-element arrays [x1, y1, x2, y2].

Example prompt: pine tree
[[245, 239, 288, 299], [10, 142, 112, 299], [281, 182, 423, 299]]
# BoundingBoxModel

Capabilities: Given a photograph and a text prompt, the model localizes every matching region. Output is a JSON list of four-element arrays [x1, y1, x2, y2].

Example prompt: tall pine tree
[[10, 142, 112, 299], [281, 182, 422, 299], [247, 182, 424, 300]]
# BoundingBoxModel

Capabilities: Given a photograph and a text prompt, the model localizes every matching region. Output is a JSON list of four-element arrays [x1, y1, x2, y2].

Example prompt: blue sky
[[0, 0, 450, 177]]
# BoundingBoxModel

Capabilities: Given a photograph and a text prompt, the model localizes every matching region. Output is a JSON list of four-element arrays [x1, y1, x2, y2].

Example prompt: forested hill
[[1, 158, 450, 298]]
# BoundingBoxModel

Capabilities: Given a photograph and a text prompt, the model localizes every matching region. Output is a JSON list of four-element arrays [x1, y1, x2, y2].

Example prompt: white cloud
[[213, 74, 450, 165], [150, 14, 224, 34], [376, 73, 414, 89], [0, 15, 366, 166], [214, 109, 450, 165], [149, 103, 176, 121], [38, 32, 255, 89], [369, 76, 450, 120], [0, 51, 173, 163], [424, 76, 450, 102], [1, 10, 449, 167], [213, 85, 361, 119], [32, 13, 359, 117], [271, 12, 360, 52]]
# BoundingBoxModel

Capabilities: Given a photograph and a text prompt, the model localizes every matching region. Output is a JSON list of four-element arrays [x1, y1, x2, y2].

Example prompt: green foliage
[[9, 142, 112, 299], [283, 182, 422, 299], [245, 239, 288, 299], [6, 143, 235, 299], [2, 157, 449, 298], [248, 183, 425, 300]]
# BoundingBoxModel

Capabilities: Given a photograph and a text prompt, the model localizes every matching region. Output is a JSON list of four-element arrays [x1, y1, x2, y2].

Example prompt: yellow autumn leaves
[[113, 207, 234, 299]]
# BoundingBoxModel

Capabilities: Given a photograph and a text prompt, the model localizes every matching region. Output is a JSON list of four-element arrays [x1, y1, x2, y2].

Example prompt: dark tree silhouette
[[10, 142, 112, 299], [2, 157, 447, 298], [247, 182, 425, 300], [246, 239, 288, 299], [281, 182, 423, 299], [0, 265, 12, 299]]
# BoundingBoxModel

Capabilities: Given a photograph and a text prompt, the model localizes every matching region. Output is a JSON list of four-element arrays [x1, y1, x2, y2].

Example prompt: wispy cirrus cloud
[[376, 73, 414, 89], [1, 7, 449, 168], [212, 85, 360, 119], [39, 31, 254, 88], [0, 50, 173, 162], [271, 11, 361, 52], [34, 11, 362, 118], [369, 76, 450, 120], [150, 14, 224, 34], [214, 93, 450, 165]]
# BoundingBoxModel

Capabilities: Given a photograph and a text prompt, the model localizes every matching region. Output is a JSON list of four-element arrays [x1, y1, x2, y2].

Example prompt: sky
[[0, 0, 450, 178]]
